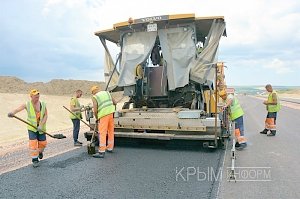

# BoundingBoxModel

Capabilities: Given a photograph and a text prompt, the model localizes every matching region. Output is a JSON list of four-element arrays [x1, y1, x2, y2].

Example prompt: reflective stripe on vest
[[267, 91, 281, 112], [26, 101, 46, 134], [69, 97, 82, 119], [229, 95, 244, 121], [94, 91, 115, 119]]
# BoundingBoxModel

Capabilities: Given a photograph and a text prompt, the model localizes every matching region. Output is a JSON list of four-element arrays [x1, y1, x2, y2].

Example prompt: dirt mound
[[0, 76, 106, 96]]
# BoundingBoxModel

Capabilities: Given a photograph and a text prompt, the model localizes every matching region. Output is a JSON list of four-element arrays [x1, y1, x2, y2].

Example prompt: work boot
[[74, 141, 82, 146], [38, 152, 43, 160], [236, 143, 247, 150], [235, 142, 240, 148], [267, 130, 276, 136], [106, 149, 113, 153], [260, 129, 268, 134], [93, 152, 105, 158], [32, 158, 39, 168], [77, 140, 83, 144]]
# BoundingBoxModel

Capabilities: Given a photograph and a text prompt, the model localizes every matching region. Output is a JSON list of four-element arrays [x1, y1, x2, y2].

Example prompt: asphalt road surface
[[0, 140, 224, 199], [1, 96, 299, 199], [219, 95, 300, 199]]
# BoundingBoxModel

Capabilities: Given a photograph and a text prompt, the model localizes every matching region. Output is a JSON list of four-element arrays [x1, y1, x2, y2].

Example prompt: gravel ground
[[0, 126, 89, 175]]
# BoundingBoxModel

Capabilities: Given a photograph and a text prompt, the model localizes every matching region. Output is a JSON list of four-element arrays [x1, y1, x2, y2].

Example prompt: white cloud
[[263, 58, 294, 74], [42, 0, 65, 16], [61, 66, 104, 82], [38, 0, 300, 85], [2, 0, 300, 85]]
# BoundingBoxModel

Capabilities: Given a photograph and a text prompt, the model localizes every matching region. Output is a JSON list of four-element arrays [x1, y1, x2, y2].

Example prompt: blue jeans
[[71, 119, 80, 143]]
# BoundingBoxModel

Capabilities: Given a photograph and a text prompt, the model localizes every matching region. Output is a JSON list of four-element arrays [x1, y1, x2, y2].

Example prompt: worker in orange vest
[[260, 84, 281, 136]]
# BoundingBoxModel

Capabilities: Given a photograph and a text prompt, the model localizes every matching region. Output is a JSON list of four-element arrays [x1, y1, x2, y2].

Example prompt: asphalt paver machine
[[85, 14, 231, 151]]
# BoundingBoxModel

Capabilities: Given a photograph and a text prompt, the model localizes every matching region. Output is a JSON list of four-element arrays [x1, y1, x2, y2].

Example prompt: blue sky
[[0, 0, 299, 86]]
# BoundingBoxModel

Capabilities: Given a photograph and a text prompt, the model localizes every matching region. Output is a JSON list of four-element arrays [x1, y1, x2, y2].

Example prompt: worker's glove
[[7, 112, 14, 118], [37, 126, 42, 132], [80, 105, 85, 111]]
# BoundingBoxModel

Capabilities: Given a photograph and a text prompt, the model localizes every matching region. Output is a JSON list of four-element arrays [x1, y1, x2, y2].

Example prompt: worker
[[135, 64, 144, 80], [219, 90, 247, 150], [70, 89, 85, 146], [135, 64, 144, 103], [150, 45, 161, 66], [7, 89, 48, 167], [91, 86, 117, 158], [197, 46, 203, 54], [196, 42, 204, 54], [260, 84, 281, 136]]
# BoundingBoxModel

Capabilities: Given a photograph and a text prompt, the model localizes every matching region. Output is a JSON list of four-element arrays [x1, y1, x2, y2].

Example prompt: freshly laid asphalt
[[0, 139, 224, 198], [1, 96, 299, 199]]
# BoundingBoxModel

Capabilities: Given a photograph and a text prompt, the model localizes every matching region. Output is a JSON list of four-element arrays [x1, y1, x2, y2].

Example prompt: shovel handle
[[63, 106, 93, 129], [90, 123, 98, 144], [12, 115, 54, 138]]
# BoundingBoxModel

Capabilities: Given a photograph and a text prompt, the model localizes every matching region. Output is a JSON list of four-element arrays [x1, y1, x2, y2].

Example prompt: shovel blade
[[52, 134, 66, 139], [87, 144, 96, 155]]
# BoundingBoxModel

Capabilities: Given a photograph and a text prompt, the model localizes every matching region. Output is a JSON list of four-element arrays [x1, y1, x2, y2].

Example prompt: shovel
[[63, 106, 98, 154], [13, 115, 66, 139], [62, 106, 93, 129], [87, 125, 98, 155]]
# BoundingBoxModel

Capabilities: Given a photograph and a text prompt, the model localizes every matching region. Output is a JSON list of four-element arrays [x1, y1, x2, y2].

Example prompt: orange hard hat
[[219, 90, 227, 97], [29, 89, 40, 96], [90, 85, 99, 94]]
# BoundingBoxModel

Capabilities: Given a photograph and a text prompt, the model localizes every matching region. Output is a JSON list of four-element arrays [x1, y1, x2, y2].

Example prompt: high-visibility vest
[[267, 91, 281, 112], [93, 91, 115, 119], [26, 101, 46, 134], [228, 94, 244, 121], [69, 97, 82, 119]]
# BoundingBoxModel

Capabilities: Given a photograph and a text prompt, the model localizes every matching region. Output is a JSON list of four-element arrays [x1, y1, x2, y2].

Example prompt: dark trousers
[[71, 119, 80, 142], [267, 112, 277, 124], [265, 112, 277, 132], [136, 79, 143, 101], [234, 116, 245, 136]]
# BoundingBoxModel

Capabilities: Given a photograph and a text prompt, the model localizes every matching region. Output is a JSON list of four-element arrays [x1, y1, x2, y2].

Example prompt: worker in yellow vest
[[260, 84, 281, 136], [70, 89, 85, 146], [8, 89, 48, 167], [219, 90, 247, 150], [135, 64, 144, 104], [91, 86, 116, 158]]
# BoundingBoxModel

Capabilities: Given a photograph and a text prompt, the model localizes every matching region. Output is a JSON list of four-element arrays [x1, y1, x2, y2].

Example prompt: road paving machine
[[84, 14, 231, 150]]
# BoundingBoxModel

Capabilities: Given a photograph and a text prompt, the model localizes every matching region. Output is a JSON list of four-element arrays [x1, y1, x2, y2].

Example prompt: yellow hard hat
[[90, 85, 99, 94], [219, 90, 227, 97], [29, 89, 40, 96]]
